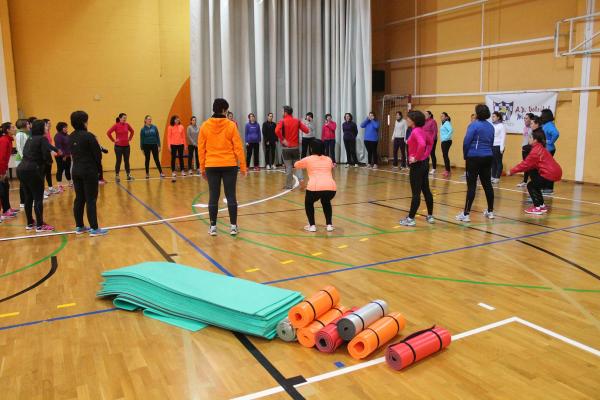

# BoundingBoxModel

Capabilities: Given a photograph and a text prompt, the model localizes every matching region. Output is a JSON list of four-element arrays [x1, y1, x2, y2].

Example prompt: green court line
[[0, 235, 68, 278], [367, 267, 600, 293]]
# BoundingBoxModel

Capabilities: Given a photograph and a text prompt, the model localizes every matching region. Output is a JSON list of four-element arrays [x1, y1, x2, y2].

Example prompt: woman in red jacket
[[0, 122, 18, 219], [507, 118, 562, 215], [107, 113, 135, 182]]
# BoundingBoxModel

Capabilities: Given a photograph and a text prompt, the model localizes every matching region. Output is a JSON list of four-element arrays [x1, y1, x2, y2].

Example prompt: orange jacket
[[167, 124, 186, 146], [199, 116, 247, 172], [294, 155, 336, 191]]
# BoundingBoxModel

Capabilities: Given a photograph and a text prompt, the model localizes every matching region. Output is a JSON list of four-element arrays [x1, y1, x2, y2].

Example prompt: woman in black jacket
[[17, 120, 54, 232], [70, 110, 108, 236], [342, 113, 359, 167]]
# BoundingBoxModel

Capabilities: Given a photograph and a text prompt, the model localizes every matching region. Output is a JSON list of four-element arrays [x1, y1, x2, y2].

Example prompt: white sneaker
[[399, 217, 416, 226], [171, 173, 176, 182], [266, 165, 271, 170], [456, 212, 471, 222], [483, 210, 495, 219], [491, 178, 499, 184], [20, 203, 25, 208], [426, 215, 435, 224], [354, 164, 359, 168], [326, 225, 335, 232], [373, 164, 378, 169], [429, 169, 436, 175], [230, 225, 239, 235], [304, 225, 317, 232], [516, 182, 527, 187], [208, 225, 218, 236], [345, 164, 349, 168], [182, 171, 187, 177]]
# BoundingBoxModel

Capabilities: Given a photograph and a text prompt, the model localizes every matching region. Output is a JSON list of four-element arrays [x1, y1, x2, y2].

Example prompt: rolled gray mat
[[336, 300, 388, 341], [276, 318, 297, 342]]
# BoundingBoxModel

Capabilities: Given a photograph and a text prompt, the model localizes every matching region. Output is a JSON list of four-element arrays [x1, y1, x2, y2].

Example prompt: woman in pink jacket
[[321, 114, 337, 166], [294, 139, 337, 232]]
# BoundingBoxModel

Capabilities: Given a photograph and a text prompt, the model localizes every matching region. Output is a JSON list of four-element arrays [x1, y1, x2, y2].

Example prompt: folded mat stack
[[97, 262, 303, 338]]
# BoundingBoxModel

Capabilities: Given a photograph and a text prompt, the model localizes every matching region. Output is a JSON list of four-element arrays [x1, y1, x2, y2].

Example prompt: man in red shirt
[[275, 105, 309, 189]]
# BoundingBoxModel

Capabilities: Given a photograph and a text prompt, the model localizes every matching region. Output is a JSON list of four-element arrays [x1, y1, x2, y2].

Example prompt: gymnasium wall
[[7, 0, 190, 172], [0, 0, 18, 121], [374, 0, 600, 184]]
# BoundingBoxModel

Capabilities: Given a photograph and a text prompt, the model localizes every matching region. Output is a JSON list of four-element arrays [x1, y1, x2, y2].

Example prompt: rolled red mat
[[315, 307, 358, 353], [385, 326, 451, 371], [297, 305, 349, 348]]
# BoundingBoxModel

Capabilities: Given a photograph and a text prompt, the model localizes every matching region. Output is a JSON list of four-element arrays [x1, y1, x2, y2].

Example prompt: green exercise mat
[[97, 262, 303, 338]]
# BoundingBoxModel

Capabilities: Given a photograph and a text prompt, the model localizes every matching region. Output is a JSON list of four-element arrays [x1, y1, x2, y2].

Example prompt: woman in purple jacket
[[53, 122, 72, 190], [245, 113, 262, 171]]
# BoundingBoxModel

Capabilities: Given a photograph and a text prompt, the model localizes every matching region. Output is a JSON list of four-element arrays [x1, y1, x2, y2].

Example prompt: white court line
[[231, 316, 600, 400], [373, 168, 600, 206], [478, 302, 496, 311], [0, 176, 299, 242]]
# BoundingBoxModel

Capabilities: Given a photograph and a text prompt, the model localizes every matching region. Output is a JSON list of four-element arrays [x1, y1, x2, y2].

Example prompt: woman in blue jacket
[[360, 112, 380, 168], [540, 109, 559, 194], [440, 112, 453, 177], [456, 104, 495, 223], [245, 113, 262, 170]]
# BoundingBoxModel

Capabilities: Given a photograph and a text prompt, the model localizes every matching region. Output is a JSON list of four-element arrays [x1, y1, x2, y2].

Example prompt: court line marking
[[478, 302, 496, 311], [0, 176, 299, 242], [57, 303, 76, 309], [372, 168, 600, 206], [0, 312, 20, 318], [246, 268, 260, 273], [231, 316, 600, 400], [359, 238, 369, 242]]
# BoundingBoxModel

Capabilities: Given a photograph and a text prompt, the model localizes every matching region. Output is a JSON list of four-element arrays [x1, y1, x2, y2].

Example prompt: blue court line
[[117, 183, 233, 276], [262, 220, 600, 285], [0, 307, 117, 331]]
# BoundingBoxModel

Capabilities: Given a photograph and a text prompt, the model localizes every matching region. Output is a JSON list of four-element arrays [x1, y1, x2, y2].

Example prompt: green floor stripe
[[0, 234, 68, 278]]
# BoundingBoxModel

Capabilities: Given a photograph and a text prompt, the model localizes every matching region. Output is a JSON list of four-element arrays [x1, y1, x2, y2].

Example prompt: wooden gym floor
[[0, 166, 599, 399]]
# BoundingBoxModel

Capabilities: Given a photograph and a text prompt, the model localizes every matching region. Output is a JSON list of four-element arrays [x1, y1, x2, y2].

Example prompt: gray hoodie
[[187, 125, 199, 146], [302, 119, 315, 138]]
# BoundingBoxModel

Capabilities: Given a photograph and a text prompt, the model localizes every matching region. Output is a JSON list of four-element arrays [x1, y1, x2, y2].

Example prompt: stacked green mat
[[97, 262, 303, 338]]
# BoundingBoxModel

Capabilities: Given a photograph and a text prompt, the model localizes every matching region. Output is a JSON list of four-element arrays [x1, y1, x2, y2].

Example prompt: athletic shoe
[[99, 179, 106, 185], [36, 224, 55, 233], [1, 211, 17, 219], [43, 192, 49, 199], [483, 210, 495, 219], [230, 225, 239, 236], [26, 221, 36, 230], [189, 169, 194, 175], [171, 173, 176, 183], [373, 164, 378, 169], [429, 169, 436, 175], [208, 225, 218, 236], [127, 174, 134, 181], [525, 206, 544, 215], [75, 226, 91, 235], [539, 204, 549, 213], [516, 182, 527, 187], [426, 215, 435, 224], [304, 225, 317, 232], [145, 174, 150, 179], [442, 171, 449, 178], [399, 217, 416, 227], [254, 167, 260, 171], [326, 225, 335, 232], [354, 164, 359, 167], [68, 181, 74, 187], [491, 178, 499, 184], [115, 175, 120, 183], [160, 173, 165, 179], [455, 212, 471, 222], [20, 203, 25, 208], [182, 171, 187, 177], [8, 208, 20, 214], [345, 164, 349, 168], [56, 185, 65, 193], [266, 165, 271, 170], [89, 228, 109, 237], [542, 189, 554, 195]]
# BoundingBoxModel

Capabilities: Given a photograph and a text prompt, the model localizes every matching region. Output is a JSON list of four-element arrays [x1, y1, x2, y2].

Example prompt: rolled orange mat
[[288, 286, 340, 329], [347, 312, 406, 360], [297, 305, 349, 348]]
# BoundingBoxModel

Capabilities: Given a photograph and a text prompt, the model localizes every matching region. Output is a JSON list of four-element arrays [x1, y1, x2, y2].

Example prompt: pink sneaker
[[539, 204, 548, 213], [35, 224, 55, 233], [442, 171, 449, 178], [99, 179, 106, 185], [8, 208, 20, 214], [1, 211, 17, 219], [524, 206, 544, 215]]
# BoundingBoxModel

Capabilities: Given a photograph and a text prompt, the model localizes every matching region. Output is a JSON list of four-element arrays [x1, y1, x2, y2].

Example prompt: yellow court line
[[359, 238, 369, 242], [57, 303, 76, 309], [337, 245, 348, 249], [311, 252, 323, 256], [281, 260, 294, 265], [393, 225, 401, 229], [246, 268, 260, 273], [0, 312, 20, 318]]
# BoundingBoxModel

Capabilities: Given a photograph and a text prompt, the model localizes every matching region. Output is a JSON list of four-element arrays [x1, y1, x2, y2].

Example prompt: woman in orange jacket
[[168, 115, 186, 182], [294, 139, 337, 232], [199, 98, 247, 236]]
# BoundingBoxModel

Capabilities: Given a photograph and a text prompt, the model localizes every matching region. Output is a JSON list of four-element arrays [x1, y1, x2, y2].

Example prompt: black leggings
[[393, 138, 406, 167], [114, 145, 131, 175], [528, 169, 552, 207], [17, 169, 45, 226], [73, 173, 99, 230], [491, 146, 503, 179], [264, 143, 277, 166], [365, 140, 378, 165], [246, 143, 260, 168], [302, 137, 314, 158], [464, 156, 494, 215], [188, 145, 199, 170], [206, 167, 238, 226], [170, 144, 185, 172], [45, 164, 53, 187], [0, 177, 11, 212], [142, 144, 162, 175], [344, 139, 358, 165], [55, 156, 72, 182], [408, 160, 433, 218], [441, 140, 452, 172], [430, 139, 438, 170], [305, 190, 336, 226], [324, 140, 336, 162], [521, 145, 532, 183], [547, 150, 556, 190]]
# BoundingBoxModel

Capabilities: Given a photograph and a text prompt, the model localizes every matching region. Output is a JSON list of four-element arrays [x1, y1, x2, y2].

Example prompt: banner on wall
[[485, 92, 558, 134]]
